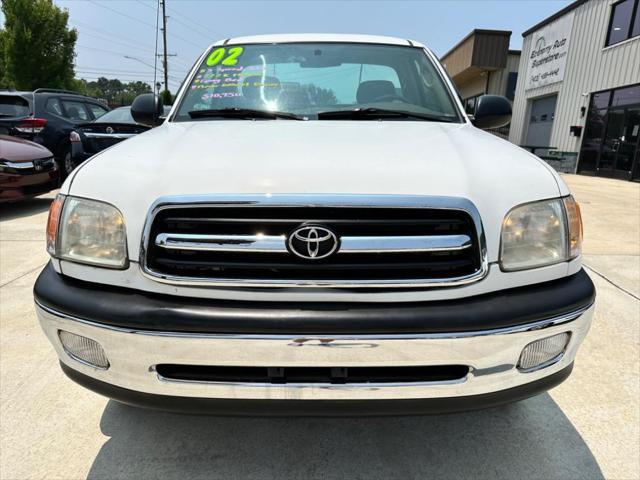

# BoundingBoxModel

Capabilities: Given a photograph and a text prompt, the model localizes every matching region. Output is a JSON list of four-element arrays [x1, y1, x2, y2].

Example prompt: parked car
[[35, 35, 594, 415], [68, 106, 171, 174], [0, 135, 59, 202], [0, 89, 109, 180]]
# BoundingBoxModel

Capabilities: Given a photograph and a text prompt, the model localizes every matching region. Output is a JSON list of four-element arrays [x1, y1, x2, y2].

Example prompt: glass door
[[579, 84, 640, 181], [623, 106, 640, 181], [598, 106, 640, 180], [598, 108, 626, 178]]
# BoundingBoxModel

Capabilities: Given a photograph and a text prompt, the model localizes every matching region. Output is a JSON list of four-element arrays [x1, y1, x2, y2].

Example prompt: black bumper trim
[[34, 262, 595, 335], [61, 361, 574, 416]]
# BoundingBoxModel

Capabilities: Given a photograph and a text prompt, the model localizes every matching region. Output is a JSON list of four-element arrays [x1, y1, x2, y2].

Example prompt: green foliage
[[77, 77, 152, 106], [1, 0, 77, 90], [160, 89, 172, 105], [0, 29, 6, 88], [303, 84, 338, 106]]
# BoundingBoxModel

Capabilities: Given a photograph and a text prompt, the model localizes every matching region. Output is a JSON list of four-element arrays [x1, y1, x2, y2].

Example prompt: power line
[[70, 19, 157, 53], [75, 30, 157, 55], [77, 74, 182, 88], [78, 66, 189, 77], [77, 68, 184, 79], [133, 0, 156, 11], [166, 4, 224, 40], [87, 0, 157, 29], [132, 0, 218, 45], [87, 0, 204, 49], [75, 44, 185, 75], [161, 9, 216, 42], [78, 67, 156, 75], [72, 24, 192, 70], [76, 45, 187, 79]]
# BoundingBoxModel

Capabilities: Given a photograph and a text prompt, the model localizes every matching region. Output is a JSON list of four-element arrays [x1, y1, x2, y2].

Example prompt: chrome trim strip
[[34, 298, 592, 340], [339, 234, 471, 253], [0, 157, 55, 169], [0, 160, 34, 169], [155, 232, 472, 254], [84, 132, 136, 139], [156, 233, 287, 253], [139, 194, 488, 288]]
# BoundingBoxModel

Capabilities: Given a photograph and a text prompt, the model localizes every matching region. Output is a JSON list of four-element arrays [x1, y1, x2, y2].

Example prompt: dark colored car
[[68, 106, 171, 173], [0, 135, 59, 202], [0, 89, 109, 180]]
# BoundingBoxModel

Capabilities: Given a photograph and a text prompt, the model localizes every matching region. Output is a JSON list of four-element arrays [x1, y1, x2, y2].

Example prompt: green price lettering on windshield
[[206, 47, 244, 66]]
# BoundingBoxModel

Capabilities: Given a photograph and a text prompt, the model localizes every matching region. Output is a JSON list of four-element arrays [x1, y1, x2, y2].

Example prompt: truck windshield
[[173, 43, 462, 122]]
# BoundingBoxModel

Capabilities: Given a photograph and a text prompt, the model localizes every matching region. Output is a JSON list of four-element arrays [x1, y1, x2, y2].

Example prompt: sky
[[2, 0, 573, 92]]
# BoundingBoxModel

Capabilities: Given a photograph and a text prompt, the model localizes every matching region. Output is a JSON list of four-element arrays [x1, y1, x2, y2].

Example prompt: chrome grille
[[142, 195, 487, 288]]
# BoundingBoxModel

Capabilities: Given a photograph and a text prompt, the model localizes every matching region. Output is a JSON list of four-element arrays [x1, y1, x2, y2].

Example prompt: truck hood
[[67, 120, 564, 261]]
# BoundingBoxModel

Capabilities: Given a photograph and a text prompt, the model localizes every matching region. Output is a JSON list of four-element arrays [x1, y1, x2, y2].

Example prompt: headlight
[[500, 196, 582, 271], [46, 195, 128, 269]]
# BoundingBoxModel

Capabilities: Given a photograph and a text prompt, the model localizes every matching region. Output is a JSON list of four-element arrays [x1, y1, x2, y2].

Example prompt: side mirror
[[131, 93, 164, 127], [472, 95, 512, 130]]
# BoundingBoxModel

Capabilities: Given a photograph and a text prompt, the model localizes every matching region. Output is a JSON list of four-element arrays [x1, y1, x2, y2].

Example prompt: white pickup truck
[[35, 34, 595, 415]]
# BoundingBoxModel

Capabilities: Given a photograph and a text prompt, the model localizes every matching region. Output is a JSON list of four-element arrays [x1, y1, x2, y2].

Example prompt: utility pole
[[160, 0, 169, 93]]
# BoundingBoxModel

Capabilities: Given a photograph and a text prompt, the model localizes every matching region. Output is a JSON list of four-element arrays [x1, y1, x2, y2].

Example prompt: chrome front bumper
[[36, 301, 594, 402]]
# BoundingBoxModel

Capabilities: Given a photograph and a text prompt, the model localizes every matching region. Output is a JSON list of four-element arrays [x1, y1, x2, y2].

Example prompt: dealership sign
[[525, 12, 575, 90]]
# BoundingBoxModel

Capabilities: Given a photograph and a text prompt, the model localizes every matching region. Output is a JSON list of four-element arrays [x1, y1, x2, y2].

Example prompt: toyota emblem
[[288, 225, 339, 260]]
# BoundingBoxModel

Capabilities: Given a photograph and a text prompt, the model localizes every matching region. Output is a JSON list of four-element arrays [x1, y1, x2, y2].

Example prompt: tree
[[1, 0, 77, 90], [76, 77, 152, 106], [0, 29, 6, 88], [303, 84, 338, 106], [160, 89, 172, 105]]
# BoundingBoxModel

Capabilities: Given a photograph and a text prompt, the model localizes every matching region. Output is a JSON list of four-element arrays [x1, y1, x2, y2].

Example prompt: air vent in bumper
[[155, 364, 470, 385]]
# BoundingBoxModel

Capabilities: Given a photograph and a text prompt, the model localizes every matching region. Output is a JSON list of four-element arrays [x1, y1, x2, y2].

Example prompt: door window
[[45, 98, 63, 116], [87, 103, 108, 120], [61, 100, 90, 121]]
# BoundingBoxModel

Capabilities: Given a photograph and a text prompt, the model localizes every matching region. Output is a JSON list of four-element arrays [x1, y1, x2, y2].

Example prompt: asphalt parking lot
[[0, 174, 638, 480]]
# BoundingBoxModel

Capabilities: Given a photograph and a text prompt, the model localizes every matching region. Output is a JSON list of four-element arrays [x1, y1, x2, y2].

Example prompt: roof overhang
[[440, 30, 512, 83]]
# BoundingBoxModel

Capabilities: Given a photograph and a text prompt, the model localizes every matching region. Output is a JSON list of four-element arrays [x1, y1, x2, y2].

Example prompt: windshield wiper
[[188, 108, 306, 121], [317, 107, 456, 122]]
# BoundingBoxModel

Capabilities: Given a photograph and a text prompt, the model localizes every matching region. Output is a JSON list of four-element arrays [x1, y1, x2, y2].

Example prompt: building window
[[506, 72, 518, 101], [606, 0, 640, 46]]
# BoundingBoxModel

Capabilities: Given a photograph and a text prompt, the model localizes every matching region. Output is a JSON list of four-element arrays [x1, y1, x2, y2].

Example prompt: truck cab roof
[[213, 33, 426, 48]]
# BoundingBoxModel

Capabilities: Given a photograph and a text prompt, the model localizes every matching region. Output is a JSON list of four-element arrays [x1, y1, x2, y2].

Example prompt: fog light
[[518, 333, 570, 372], [58, 331, 109, 369]]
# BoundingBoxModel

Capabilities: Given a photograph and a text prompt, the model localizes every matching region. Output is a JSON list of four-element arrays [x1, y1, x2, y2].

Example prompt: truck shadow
[[0, 195, 54, 221], [87, 393, 603, 480]]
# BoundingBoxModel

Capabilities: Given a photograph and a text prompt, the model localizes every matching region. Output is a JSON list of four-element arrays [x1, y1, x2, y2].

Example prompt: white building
[[509, 0, 640, 181]]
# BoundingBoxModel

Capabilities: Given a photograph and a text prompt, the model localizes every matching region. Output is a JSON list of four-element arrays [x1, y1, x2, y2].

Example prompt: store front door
[[578, 84, 640, 181]]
